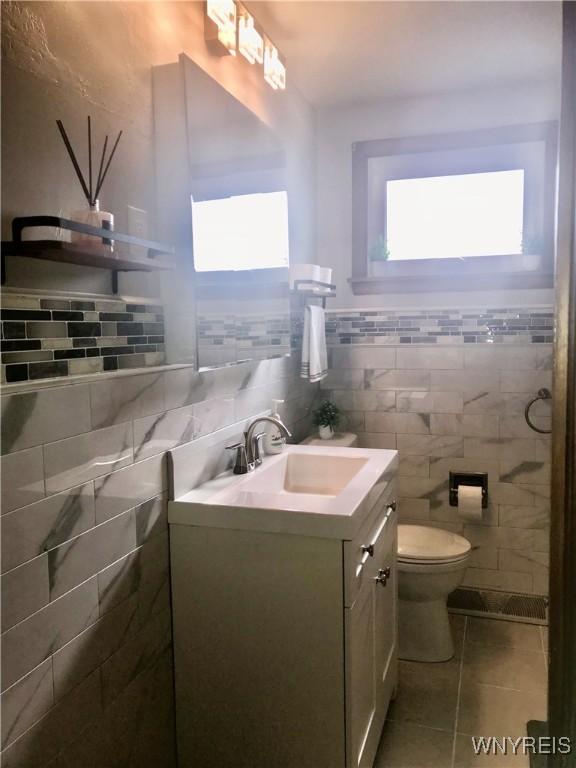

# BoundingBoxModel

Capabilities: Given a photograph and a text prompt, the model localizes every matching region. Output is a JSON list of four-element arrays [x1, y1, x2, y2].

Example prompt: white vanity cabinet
[[169, 484, 397, 768]]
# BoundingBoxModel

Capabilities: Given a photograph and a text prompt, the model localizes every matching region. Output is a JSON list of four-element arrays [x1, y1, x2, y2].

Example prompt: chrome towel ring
[[524, 388, 552, 434]]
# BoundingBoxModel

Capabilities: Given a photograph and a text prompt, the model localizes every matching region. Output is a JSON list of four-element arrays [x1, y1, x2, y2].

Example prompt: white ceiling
[[250, 1, 562, 107]]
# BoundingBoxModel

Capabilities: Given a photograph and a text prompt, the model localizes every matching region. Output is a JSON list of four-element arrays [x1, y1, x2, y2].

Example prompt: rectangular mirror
[[180, 54, 292, 370]]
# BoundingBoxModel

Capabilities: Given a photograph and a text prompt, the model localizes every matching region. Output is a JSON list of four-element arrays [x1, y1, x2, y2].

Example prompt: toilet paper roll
[[457, 485, 483, 522]]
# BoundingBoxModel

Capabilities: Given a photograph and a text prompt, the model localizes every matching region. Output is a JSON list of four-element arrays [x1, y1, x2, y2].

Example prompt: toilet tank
[[301, 432, 358, 447]]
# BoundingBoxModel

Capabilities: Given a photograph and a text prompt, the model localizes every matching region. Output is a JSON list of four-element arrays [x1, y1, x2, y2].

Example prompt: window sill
[[350, 254, 553, 294], [350, 274, 554, 294]]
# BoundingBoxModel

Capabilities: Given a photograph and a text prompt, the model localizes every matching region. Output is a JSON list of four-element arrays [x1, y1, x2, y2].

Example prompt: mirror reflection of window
[[192, 190, 289, 272]]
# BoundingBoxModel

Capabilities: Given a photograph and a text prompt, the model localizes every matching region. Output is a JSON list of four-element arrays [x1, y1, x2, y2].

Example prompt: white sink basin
[[281, 453, 368, 495], [169, 444, 398, 539], [220, 452, 368, 498]]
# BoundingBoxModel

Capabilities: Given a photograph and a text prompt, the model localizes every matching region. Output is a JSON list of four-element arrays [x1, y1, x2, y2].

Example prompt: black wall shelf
[[2, 216, 175, 294]]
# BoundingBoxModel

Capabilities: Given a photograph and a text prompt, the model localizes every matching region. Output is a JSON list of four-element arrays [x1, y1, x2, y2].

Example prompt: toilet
[[397, 525, 471, 663]]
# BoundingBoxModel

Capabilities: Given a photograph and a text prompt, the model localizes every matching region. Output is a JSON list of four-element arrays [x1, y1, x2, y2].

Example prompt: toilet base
[[398, 598, 454, 662]]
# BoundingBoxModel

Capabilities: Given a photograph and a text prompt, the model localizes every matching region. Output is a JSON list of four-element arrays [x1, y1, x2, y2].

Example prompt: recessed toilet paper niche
[[449, 471, 488, 509]]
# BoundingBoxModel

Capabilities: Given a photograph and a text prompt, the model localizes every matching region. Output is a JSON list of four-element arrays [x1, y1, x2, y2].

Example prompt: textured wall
[[0, 357, 316, 767], [322, 306, 552, 596], [2, 1, 157, 294]]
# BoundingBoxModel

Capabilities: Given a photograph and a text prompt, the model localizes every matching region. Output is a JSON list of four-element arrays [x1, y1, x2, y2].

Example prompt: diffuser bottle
[[70, 200, 114, 248]]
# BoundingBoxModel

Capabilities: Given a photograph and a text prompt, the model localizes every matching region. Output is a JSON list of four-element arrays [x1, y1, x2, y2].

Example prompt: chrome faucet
[[226, 415, 292, 474], [246, 416, 292, 467]]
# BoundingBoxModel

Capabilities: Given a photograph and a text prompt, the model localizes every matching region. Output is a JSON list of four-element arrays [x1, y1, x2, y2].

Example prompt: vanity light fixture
[[204, 1, 286, 89], [237, 4, 264, 64], [263, 37, 286, 90], [205, 0, 237, 56]]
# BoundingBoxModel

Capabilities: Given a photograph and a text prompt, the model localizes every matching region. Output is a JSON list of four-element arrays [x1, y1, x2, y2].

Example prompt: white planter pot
[[318, 425, 334, 440]]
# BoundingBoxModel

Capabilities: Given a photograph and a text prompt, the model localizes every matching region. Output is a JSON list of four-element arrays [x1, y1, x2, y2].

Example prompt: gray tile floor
[[375, 615, 548, 768]]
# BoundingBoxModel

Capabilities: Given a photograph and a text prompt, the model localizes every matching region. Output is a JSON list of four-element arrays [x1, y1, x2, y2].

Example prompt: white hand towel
[[300, 305, 328, 382]]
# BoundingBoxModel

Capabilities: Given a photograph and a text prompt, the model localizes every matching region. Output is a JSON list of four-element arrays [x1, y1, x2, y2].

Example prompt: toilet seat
[[398, 524, 471, 566]]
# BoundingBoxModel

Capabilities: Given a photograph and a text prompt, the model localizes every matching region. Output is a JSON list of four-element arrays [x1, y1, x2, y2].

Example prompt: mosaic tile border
[[1, 295, 165, 383], [198, 313, 291, 349], [326, 308, 554, 345]]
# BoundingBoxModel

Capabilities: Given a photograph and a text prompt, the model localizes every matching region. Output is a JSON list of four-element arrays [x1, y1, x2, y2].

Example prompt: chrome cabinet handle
[[362, 500, 397, 557], [375, 567, 391, 586]]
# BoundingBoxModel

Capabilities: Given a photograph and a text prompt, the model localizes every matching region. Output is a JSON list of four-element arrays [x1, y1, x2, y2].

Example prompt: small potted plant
[[313, 400, 341, 440], [369, 234, 390, 276]]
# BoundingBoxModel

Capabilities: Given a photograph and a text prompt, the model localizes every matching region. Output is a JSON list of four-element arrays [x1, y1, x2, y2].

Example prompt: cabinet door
[[345, 505, 397, 768]]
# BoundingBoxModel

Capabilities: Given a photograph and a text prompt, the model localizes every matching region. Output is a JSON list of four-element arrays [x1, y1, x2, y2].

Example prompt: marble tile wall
[[322, 307, 553, 596], [0, 356, 316, 767], [1, 293, 165, 383]]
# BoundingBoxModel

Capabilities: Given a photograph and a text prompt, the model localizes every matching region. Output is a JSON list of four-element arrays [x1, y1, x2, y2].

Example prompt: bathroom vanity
[[169, 443, 398, 768]]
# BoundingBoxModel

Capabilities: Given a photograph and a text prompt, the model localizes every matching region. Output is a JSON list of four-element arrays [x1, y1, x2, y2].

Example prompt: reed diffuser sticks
[[56, 117, 122, 207]]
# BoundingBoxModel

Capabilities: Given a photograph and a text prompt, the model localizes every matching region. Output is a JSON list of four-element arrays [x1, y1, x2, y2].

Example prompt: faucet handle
[[225, 442, 249, 475], [251, 431, 267, 466]]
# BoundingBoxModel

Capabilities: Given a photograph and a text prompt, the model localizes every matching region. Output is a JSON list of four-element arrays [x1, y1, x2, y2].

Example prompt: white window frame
[[351, 122, 557, 294]]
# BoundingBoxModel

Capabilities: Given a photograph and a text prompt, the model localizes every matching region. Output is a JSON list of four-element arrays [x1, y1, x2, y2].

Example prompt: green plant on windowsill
[[368, 235, 390, 262], [313, 400, 341, 440]]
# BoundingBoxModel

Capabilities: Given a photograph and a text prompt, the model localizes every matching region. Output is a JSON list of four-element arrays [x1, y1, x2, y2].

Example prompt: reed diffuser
[[56, 116, 122, 247]]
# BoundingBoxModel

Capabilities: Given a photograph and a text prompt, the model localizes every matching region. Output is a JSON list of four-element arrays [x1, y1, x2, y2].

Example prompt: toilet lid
[[397, 525, 471, 563]]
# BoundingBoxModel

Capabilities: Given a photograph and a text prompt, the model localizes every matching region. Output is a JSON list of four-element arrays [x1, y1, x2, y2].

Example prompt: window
[[385, 170, 524, 261], [352, 123, 557, 293], [192, 190, 289, 272]]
